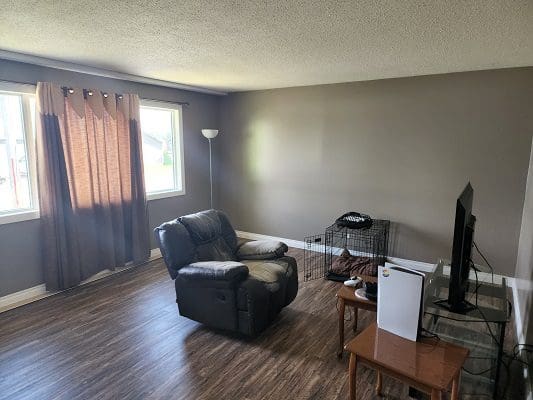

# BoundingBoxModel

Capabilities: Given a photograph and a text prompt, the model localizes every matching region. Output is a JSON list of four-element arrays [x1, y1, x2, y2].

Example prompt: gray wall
[[0, 59, 221, 296], [219, 68, 533, 276], [515, 138, 533, 344], [2, 62, 532, 297]]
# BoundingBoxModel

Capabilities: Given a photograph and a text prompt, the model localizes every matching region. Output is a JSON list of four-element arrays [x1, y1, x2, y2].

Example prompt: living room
[[0, 2, 532, 399]]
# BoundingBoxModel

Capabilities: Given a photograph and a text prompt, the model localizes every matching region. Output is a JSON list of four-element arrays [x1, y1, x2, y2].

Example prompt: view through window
[[0, 91, 36, 215], [140, 102, 184, 198], [0, 93, 184, 221]]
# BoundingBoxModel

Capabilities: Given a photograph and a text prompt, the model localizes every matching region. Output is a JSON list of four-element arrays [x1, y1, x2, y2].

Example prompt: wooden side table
[[345, 322, 469, 400], [336, 279, 377, 357]]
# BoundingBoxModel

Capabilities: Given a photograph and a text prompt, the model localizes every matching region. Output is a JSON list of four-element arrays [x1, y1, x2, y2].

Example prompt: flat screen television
[[435, 183, 476, 312]]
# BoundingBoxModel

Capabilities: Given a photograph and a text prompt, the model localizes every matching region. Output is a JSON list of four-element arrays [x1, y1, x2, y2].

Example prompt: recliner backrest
[[179, 210, 238, 262], [154, 210, 239, 279]]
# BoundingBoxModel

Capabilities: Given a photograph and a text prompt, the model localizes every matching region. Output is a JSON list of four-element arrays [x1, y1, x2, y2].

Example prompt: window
[[140, 100, 185, 200], [0, 82, 38, 224]]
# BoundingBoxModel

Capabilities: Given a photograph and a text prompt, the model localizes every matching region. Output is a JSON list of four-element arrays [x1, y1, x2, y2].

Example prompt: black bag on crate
[[335, 212, 373, 230]]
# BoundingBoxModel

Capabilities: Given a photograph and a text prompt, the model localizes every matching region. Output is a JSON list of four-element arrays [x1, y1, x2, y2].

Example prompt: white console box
[[377, 263, 425, 341]]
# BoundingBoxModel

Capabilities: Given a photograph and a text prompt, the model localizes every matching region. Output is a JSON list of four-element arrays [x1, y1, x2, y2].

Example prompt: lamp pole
[[208, 137, 213, 209], [201, 129, 219, 210]]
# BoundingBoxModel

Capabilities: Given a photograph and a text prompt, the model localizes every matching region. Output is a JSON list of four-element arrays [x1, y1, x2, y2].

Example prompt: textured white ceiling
[[1, 1, 532, 92]]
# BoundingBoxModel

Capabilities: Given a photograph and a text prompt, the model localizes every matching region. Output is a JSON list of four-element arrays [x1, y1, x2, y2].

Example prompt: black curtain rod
[[60, 86, 190, 107], [0, 80, 189, 106]]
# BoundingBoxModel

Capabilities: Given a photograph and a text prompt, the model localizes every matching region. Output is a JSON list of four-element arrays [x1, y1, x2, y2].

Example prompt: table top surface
[[336, 285, 377, 306], [344, 322, 469, 390], [336, 275, 377, 305]]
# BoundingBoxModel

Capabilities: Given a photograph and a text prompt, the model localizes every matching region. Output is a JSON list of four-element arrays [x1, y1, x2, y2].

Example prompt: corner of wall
[[514, 136, 533, 346]]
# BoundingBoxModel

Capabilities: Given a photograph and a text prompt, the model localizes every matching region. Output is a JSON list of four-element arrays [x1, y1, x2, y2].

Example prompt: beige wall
[[219, 68, 533, 276], [515, 137, 533, 343]]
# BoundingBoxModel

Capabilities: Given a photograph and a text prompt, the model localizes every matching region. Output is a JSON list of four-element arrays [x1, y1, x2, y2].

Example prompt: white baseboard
[[0, 248, 162, 314], [236, 229, 511, 280], [507, 276, 532, 399], [236, 230, 305, 251], [236, 230, 523, 341], [0, 284, 48, 313], [508, 275, 533, 351], [236, 230, 436, 272]]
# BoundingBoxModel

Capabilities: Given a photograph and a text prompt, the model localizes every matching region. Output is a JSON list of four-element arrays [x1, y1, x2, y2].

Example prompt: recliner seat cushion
[[237, 258, 294, 312], [243, 260, 288, 290]]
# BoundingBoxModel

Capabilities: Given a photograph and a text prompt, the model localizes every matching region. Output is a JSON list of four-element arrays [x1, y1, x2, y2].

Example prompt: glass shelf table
[[423, 260, 509, 399]]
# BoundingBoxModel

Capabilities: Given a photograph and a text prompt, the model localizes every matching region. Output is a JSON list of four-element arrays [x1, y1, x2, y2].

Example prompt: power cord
[[513, 343, 533, 354], [468, 263, 482, 307], [469, 262, 505, 348], [509, 344, 533, 367], [462, 365, 495, 376], [473, 240, 494, 284], [500, 348, 533, 398], [419, 327, 440, 340], [465, 243, 532, 397]]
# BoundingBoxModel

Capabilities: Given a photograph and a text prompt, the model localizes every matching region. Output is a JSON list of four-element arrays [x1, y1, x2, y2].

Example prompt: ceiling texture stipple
[[0, 0, 532, 92]]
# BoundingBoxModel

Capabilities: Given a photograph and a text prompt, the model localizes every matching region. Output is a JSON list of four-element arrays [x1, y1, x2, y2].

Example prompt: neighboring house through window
[[0, 82, 38, 224], [140, 100, 185, 200]]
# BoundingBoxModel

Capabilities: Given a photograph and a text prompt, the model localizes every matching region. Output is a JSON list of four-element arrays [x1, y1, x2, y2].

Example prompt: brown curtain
[[36, 82, 150, 291]]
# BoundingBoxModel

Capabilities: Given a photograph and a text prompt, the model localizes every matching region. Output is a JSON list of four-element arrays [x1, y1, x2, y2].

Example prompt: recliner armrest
[[177, 261, 249, 282], [236, 240, 288, 260]]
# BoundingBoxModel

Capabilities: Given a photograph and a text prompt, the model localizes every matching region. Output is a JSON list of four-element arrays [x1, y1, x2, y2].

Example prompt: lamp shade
[[201, 129, 219, 139]]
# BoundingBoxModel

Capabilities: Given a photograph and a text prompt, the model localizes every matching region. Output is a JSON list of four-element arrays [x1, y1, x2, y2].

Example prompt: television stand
[[424, 260, 509, 399], [433, 298, 476, 313]]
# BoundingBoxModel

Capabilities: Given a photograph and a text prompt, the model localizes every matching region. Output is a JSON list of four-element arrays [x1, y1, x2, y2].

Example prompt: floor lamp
[[201, 129, 219, 209]]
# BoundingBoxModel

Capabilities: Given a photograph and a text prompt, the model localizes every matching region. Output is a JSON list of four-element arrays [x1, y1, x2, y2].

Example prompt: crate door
[[303, 234, 326, 281]]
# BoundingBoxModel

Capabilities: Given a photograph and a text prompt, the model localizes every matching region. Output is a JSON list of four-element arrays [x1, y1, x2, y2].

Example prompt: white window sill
[[147, 189, 185, 201], [0, 210, 40, 225]]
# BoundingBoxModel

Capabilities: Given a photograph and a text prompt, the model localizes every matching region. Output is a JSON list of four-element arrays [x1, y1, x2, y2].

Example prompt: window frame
[[0, 81, 39, 225], [140, 99, 186, 201]]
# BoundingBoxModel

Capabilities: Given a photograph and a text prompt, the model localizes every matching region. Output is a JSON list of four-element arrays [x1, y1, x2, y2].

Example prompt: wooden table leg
[[349, 353, 357, 400], [352, 307, 358, 332], [375, 370, 382, 396], [431, 389, 442, 400], [451, 371, 460, 400], [338, 297, 345, 357]]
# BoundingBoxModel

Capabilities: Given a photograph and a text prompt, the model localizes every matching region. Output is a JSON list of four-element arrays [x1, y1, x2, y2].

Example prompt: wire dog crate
[[304, 219, 390, 282]]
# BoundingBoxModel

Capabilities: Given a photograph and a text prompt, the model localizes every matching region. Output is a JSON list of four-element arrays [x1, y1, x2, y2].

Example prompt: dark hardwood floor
[[0, 248, 527, 399]]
